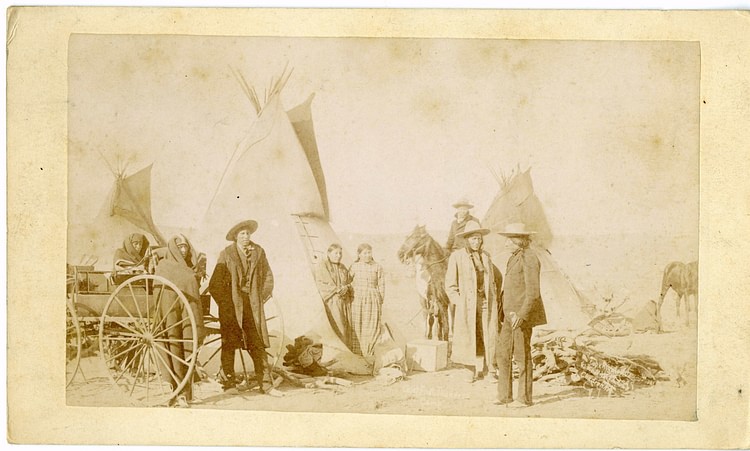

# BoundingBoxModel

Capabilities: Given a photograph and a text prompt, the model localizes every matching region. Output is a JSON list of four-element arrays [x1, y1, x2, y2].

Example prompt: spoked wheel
[[194, 313, 222, 374], [66, 299, 82, 387], [264, 296, 285, 372], [98, 274, 197, 407]]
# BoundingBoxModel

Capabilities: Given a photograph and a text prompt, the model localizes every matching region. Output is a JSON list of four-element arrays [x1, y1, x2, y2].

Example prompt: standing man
[[495, 223, 547, 407], [208, 219, 278, 395], [445, 199, 480, 253], [445, 221, 502, 382]]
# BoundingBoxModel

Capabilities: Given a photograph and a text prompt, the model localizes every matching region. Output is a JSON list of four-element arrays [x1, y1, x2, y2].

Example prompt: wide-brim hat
[[452, 198, 474, 209], [226, 219, 258, 241], [497, 222, 537, 236], [456, 221, 490, 238]]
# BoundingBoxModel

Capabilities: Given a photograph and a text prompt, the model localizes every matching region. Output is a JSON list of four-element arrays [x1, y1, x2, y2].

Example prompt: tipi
[[67, 163, 166, 269], [482, 168, 595, 331], [197, 70, 372, 375]]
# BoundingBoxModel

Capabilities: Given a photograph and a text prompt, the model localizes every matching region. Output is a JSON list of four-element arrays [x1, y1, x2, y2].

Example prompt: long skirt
[[350, 290, 382, 356]]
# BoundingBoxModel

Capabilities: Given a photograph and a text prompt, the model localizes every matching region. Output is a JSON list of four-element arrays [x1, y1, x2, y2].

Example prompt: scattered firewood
[[529, 335, 664, 396]]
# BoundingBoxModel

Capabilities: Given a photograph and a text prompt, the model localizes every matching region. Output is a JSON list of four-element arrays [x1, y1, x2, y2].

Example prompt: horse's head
[[397, 225, 430, 264]]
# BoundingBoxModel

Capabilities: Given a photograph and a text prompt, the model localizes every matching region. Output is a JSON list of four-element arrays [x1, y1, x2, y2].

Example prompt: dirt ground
[[67, 321, 696, 420]]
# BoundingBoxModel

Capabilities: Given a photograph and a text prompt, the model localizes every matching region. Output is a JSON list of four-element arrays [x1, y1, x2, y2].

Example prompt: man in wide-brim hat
[[445, 199, 481, 253], [208, 219, 279, 395], [444, 221, 502, 383], [495, 223, 547, 407]]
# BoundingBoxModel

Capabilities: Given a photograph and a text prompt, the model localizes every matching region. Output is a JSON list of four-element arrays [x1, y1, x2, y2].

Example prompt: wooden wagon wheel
[[74, 303, 100, 357], [196, 295, 285, 379], [263, 295, 286, 372], [66, 299, 82, 387], [98, 274, 198, 407]]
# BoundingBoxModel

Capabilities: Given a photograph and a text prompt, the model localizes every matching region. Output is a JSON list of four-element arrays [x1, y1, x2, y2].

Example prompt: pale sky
[[68, 36, 699, 239]]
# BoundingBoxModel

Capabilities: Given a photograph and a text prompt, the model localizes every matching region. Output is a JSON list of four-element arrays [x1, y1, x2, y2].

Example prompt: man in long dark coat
[[208, 219, 275, 394], [495, 223, 547, 407]]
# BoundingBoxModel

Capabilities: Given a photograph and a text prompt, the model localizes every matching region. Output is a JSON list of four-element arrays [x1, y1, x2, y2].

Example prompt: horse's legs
[[437, 305, 448, 341], [419, 296, 429, 339], [656, 293, 666, 333], [683, 293, 694, 327]]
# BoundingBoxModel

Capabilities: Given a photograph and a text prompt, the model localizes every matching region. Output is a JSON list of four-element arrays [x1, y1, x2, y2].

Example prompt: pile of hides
[[282, 336, 327, 377], [528, 335, 664, 396]]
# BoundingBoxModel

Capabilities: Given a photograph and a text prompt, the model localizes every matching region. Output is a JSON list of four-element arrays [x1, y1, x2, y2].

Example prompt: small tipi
[[67, 163, 166, 269], [482, 168, 594, 331]]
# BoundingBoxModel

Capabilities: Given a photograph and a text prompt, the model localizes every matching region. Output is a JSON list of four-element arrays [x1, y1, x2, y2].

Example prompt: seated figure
[[112, 233, 152, 284]]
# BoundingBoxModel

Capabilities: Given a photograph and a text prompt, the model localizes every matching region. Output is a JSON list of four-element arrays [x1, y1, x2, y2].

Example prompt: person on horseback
[[445, 199, 481, 254]]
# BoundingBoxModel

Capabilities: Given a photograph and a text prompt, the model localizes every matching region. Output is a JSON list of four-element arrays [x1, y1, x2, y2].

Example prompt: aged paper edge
[[6, 7, 750, 448]]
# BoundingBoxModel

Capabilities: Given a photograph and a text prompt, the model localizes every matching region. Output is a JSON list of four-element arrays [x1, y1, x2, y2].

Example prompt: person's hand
[[511, 312, 523, 329]]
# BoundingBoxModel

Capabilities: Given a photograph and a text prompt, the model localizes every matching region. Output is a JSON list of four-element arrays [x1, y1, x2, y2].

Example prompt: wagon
[[66, 264, 285, 407]]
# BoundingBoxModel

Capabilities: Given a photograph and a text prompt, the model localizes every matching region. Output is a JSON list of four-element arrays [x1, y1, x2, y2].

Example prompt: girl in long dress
[[349, 243, 385, 357]]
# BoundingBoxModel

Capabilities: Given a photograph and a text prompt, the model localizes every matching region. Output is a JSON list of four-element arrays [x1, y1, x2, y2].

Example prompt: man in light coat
[[495, 223, 547, 407], [445, 221, 503, 382]]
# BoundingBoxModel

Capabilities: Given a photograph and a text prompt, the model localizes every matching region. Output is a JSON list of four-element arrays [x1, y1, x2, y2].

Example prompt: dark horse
[[397, 225, 452, 341]]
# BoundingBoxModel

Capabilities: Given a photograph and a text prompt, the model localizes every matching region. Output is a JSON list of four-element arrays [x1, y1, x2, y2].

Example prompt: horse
[[397, 225, 452, 341], [657, 260, 698, 331]]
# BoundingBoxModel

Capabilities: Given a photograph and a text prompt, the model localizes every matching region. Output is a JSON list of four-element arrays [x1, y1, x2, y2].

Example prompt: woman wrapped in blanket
[[154, 235, 206, 407], [113, 233, 152, 275]]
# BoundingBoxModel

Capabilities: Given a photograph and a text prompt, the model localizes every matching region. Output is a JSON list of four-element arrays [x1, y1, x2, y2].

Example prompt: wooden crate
[[406, 339, 448, 372]]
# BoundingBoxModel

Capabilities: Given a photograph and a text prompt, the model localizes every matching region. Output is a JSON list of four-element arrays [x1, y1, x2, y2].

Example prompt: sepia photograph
[[7, 6, 750, 448], [65, 34, 698, 419]]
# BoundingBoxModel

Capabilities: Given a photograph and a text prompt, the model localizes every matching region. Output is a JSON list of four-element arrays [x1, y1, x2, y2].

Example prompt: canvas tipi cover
[[287, 93, 330, 220], [482, 168, 594, 331], [68, 164, 166, 269], [199, 84, 371, 374]]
